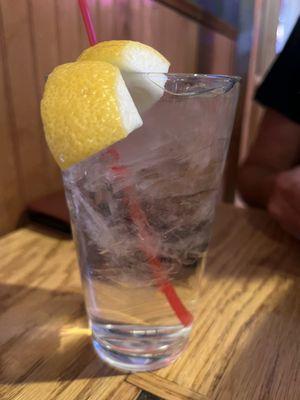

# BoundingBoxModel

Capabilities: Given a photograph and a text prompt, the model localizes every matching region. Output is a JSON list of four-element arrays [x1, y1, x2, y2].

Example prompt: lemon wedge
[[78, 40, 170, 113], [41, 61, 142, 169]]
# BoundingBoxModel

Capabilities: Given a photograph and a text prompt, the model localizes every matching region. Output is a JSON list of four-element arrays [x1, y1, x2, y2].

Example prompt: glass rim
[[128, 72, 241, 97], [126, 72, 241, 83]]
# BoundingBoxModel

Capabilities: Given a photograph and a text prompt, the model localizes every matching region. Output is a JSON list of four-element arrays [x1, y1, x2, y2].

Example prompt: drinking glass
[[63, 73, 240, 372]]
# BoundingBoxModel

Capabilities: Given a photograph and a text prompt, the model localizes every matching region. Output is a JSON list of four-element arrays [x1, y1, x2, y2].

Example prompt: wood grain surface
[[0, 0, 236, 235], [2, 204, 298, 400], [127, 373, 207, 400]]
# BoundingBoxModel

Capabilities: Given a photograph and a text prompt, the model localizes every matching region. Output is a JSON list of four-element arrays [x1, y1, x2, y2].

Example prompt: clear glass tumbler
[[63, 73, 240, 372]]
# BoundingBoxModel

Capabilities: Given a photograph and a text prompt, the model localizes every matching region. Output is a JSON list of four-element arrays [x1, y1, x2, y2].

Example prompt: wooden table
[[1, 204, 300, 400]]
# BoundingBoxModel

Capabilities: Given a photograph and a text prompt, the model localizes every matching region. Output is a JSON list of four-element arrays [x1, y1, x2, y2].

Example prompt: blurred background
[[0, 0, 299, 236]]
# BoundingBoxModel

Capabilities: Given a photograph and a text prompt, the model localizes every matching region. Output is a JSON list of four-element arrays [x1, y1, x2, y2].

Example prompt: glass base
[[91, 319, 191, 372]]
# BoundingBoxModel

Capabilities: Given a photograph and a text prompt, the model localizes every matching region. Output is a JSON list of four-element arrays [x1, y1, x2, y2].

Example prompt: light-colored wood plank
[[54, 365, 126, 400], [0, 225, 128, 399], [127, 373, 208, 400], [110, 381, 141, 400]]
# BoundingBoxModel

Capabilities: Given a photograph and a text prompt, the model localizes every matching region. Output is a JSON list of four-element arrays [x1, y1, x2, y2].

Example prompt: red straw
[[109, 153, 193, 327], [78, 0, 97, 46], [77, 0, 193, 326]]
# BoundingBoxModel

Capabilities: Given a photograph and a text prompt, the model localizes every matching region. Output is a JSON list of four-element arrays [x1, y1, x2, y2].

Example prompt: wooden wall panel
[[0, 0, 236, 235], [55, 0, 87, 63], [29, 0, 61, 186], [209, 32, 235, 75], [0, 8, 24, 235], [1, 0, 51, 201], [198, 26, 236, 75]]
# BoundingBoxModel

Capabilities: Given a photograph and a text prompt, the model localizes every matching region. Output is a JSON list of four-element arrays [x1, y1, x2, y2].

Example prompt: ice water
[[63, 74, 239, 371]]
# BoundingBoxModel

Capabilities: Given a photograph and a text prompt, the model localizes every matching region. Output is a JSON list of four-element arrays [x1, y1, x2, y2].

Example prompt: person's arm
[[238, 108, 300, 209], [238, 17, 300, 238], [238, 108, 300, 238]]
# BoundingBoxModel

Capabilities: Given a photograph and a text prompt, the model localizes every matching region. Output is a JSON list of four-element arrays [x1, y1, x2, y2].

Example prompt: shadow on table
[[0, 283, 124, 385], [27, 222, 72, 241]]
